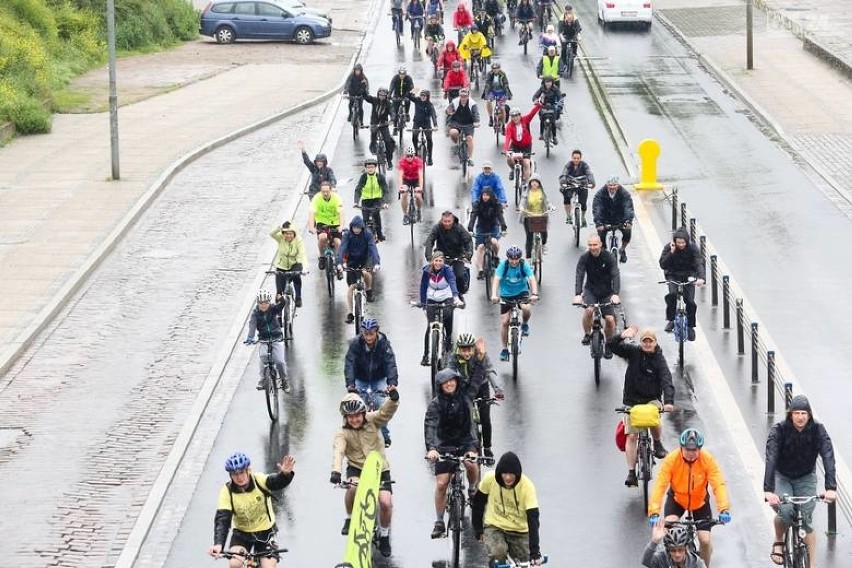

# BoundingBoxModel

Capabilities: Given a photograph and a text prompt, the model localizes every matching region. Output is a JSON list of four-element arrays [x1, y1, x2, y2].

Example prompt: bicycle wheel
[[353, 292, 363, 337], [523, 33, 528, 55], [449, 490, 463, 568], [514, 176, 521, 208], [510, 326, 519, 382], [351, 109, 359, 141], [545, 125, 551, 158], [377, 147, 387, 177], [264, 367, 279, 422], [282, 296, 293, 341], [430, 327, 441, 396], [460, 143, 468, 179], [408, 192, 416, 246], [414, 30, 421, 50], [591, 331, 603, 385], [483, 251, 493, 301], [533, 236, 543, 285], [675, 315, 687, 368], [641, 440, 652, 510], [325, 255, 335, 298], [567, 52, 575, 77]]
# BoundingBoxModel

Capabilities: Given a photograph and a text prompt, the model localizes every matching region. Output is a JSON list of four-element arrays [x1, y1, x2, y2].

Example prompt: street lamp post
[[107, 0, 120, 180], [746, 0, 754, 70]]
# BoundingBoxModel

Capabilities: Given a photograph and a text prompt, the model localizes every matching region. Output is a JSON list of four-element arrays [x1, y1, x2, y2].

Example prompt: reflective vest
[[541, 55, 560, 78], [361, 174, 382, 200]]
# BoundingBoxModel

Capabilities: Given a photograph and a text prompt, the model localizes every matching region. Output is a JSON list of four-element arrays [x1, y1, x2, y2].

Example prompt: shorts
[[500, 293, 529, 315], [316, 223, 343, 241], [485, 90, 506, 101], [345, 263, 372, 286], [450, 123, 476, 137], [508, 142, 532, 155], [475, 229, 501, 246], [483, 526, 530, 563], [345, 466, 394, 493], [773, 471, 818, 532], [582, 290, 615, 317], [433, 448, 469, 476], [400, 178, 421, 189], [623, 400, 662, 435], [664, 493, 716, 531], [229, 527, 279, 559]]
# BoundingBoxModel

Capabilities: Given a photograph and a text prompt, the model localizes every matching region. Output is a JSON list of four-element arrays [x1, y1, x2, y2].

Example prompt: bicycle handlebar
[[474, 397, 501, 405], [427, 453, 495, 466], [614, 406, 671, 414], [664, 518, 725, 528], [410, 301, 466, 310], [499, 297, 538, 306], [572, 302, 618, 308], [265, 269, 309, 276], [406, 127, 439, 132], [219, 548, 289, 560], [658, 277, 698, 286], [778, 494, 825, 505]]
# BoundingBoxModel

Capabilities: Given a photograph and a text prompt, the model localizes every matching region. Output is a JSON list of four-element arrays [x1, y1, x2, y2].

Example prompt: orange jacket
[[648, 449, 730, 517]]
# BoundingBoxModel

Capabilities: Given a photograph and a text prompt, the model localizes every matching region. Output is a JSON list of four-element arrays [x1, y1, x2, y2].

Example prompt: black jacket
[[344, 332, 399, 389], [660, 227, 706, 281], [558, 160, 595, 187], [592, 184, 634, 226], [363, 93, 393, 125], [424, 389, 477, 452], [343, 73, 369, 97], [609, 336, 674, 406], [406, 92, 439, 127], [558, 19, 581, 41], [301, 151, 337, 197], [531, 84, 563, 107], [425, 215, 474, 261], [246, 300, 286, 341], [575, 250, 620, 296], [389, 74, 414, 99], [468, 190, 507, 234], [764, 417, 837, 491]]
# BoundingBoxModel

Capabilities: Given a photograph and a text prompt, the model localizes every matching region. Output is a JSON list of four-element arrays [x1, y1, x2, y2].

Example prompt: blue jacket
[[419, 264, 459, 304], [471, 171, 507, 204], [344, 332, 399, 388], [338, 216, 380, 266]]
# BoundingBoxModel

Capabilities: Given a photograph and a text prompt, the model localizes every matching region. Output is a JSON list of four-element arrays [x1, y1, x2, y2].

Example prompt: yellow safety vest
[[541, 55, 560, 78], [361, 174, 382, 200]]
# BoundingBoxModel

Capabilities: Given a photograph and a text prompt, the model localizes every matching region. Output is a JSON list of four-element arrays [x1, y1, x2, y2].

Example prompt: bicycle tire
[[414, 30, 421, 50], [675, 314, 687, 367], [377, 146, 387, 177], [325, 254, 335, 298], [483, 250, 493, 301], [450, 489, 463, 568], [430, 327, 441, 397], [351, 111, 359, 141], [567, 52, 575, 77], [533, 236, 543, 285], [591, 331, 603, 385], [573, 205, 581, 247], [282, 296, 293, 341], [610, 246, 619, 263], [353, 292, 363, 337], [510, 326, 519, 382], [545, 124, 551, 158], [514, 175, 522, 208], [460, 143, 468, 179], [523, 34, 528, 55], [641, 440, 652, 510], [264, 367, 279, 422], [409, 196, 416, 246]]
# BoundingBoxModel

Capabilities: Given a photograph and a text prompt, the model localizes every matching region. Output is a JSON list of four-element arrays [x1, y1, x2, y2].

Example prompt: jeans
[[259, 341, 287, 380], [355, 378, 390, 440], [665, 281, 697, 327]]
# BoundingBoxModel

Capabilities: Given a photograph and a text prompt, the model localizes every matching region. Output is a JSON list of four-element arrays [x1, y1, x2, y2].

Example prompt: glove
[[649, 514, 659, 528], [388, 388, 400, 401], [330, 471, 342, 485], [243, 339, 255, 345], [719, 511, 731, 524]]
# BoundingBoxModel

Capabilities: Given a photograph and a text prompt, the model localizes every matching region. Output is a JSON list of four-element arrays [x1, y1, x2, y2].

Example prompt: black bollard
[[736, 299, 745, 354], [767, 351, 776, 413], [751, 322, 759, 383], [722, 276, 731, 328], [710, 256, 718, 306]]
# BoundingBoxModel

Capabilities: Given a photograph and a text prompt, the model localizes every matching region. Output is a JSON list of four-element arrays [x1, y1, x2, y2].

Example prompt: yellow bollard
[[635, 139, 664, 190]]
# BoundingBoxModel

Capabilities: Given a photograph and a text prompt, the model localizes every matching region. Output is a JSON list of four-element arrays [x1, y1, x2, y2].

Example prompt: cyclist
[[354, 157, 390, 243], [443, 60, 470, 100], [389, 66, 414, 134], [424, 14, 445, 57], [558, 6, 581, 63], [609, 324, 675, 487], [308, 180, 345, 274], [425, 0, 444, 21], [209, 452, 296, 567], [469, 186, 507, 280], [643, 519, 706, 568], [649, 428, 732, 568], [459, 25, 493, 71], [405, 88, 439, 166], [503, 102, 541, 183], [244, 290, 290, 393], [534, 0, 554, 31], [453, 1, 474, 42], [532, 77, 563, 144], [573, 233, 620, 353], [538, 24, 560, 55], [331, 388, 399, 557], [592, 175, 634, 263], [446, 88, 480, 167], [558, 148, 595, 226], [473, 8, 495, 44], [419, 251, 465, 366], [342, 63, 369, 125], [491, 246, 539, 361], [407, 0, 426, 38], [764, 395, 837, 567], [344, 317, 398, 444], [515, 0, 536, 44], [519, 173, 552, 258], [390, 0, 404, 32], [445, 334, 504, 457], [438, 40, 463, 78], [425, 210, 475, 299], [269, 221, 307, 308], [481, 61, 513, 129], [363, 88, 396, 170], [425, 367, 480, 538], [659, 227, 705, 341], [471, 161, 509, 205], [297, 140, 337, 198], [397, 146, 425, 226], [484, 0, 505, 31], [338, 216, 381, 322], [472, 451, 543, 566]]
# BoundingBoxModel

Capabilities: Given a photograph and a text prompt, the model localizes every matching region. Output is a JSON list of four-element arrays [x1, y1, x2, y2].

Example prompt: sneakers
[[477, 270, 485, 280], [664, 320, 674, 333], [508, 170, 514, 181], [603, 344, 613, 359], [499, 348, 510, 362], [318, 256, 327, 271], [581, 333, 591, 345], [488, 116, 494, 127], [402, 214, 410, 225], [341, 518, 351, 536], [346, 313, 355, 324], [687, 327, 696, 342], [295, 298, 303, 308], [619, 249, 627, 263], [387, 161, 393, 170], [468, 158, 474, 167], [431, 520, 446, 539], [281, 378, 292, 394], [256, 377, 268, 391], [483, 447, 494, 458], [420, 354, 430, 366], [551, 138, 558, 146], [625, 470, 638, 487], [378, 535, 392, 557], [366, 289, 375, 302], [581, 216, 588, 228], [654, 441, 668, 460], [427, 158, 433, 166], [521, 323, 530, 337], [566, 215, 572, 225]]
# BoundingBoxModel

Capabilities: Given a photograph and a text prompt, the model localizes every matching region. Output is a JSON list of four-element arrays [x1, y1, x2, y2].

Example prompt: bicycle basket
[[527, 216, 549, 233], [629, 404, 661, 428]]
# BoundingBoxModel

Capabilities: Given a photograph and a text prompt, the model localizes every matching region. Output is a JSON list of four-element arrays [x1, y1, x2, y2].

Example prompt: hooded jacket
[[592, 183, 634, 226], [420, 263, 460, 304], [424, 384, 477, 453], [332, 396, 399, 473], [515, 0, 535, 21], [363, 93, 394, 125], [343, 71, 369, 98], [609, 335, 674, 406], [438, 40, 463, 71], [471, 452, 541, 557], [659, 227, 706, 281], [269, 227, 307, 271], [425, 215, 474, 261], [764, 405, 837, 491], [648, 449, 730, 517], [301, 151, 337, 197], [481, 70, 513, 98], [468, 189, 507, 234], [471, 171, 508, 204], [445, 348, 501, 400], [338, 216, 380, 266], [344, 332, 399, 389]]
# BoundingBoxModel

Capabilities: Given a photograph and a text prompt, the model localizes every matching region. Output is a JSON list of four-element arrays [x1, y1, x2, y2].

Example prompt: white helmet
[[256, 289, 273, 303]]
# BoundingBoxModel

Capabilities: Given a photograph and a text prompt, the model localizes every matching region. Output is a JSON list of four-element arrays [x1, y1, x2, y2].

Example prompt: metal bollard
[[784, 382, 793, 409], [689, 218, 697, 242], [828, 501, 837, 535], [671, 188, 678, 232], [767, 351, 776, 413], [680, 202, 687, 229], [736, 299, 745, 354], [722, 276, 731, 328], [710, 256, 718, 306], [751, 322, 759, 383]]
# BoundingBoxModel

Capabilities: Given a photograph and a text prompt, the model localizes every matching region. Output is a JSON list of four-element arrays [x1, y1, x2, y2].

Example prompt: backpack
[[500, 258, 526, 279], [227, 474, 279, 522]]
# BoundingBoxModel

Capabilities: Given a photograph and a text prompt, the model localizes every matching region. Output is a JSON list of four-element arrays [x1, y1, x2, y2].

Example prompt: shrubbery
[[0, 0, 198, 135]]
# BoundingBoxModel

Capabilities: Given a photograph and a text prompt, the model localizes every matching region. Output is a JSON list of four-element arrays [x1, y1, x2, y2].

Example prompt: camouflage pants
[[483, 526, 529, 563]]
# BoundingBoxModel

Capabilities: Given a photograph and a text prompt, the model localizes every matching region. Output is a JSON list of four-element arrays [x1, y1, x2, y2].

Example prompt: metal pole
[[107, 0, 120, 180], [736, 299, 745, 354], [784, 383, 793, 409], [710, 255, 718, 306], [671, 188, 678, 232], [689, 218, 697, 242], [680, 202, 687, 229], [767, 350, 776, 413], [751, 322, 759, 383], [722, 276, 731, 328], [746, 0, 754, 70]]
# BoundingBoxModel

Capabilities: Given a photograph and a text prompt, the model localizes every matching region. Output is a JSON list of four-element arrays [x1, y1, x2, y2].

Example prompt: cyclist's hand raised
[[278, 455, 296, 474], [650, 516, 667, 544], [426, 449, 440, 462], [621, 323, 638, 339]]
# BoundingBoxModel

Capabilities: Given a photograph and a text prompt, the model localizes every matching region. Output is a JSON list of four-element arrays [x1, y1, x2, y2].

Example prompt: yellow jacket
[[648, 449, 731, 516], [459, 31, 492, 60], [269, 227, 308, 270]]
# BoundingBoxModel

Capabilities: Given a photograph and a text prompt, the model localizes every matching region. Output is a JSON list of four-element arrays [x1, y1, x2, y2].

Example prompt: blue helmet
[[679, 428, 704, 450], [506, 246, 523, 259], [225, 452, 251, 472], [361, 318, 379, 331], [470, 24, 479, 32]]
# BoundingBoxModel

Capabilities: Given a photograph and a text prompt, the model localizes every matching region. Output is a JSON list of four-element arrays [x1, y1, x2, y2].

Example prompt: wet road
[[156, 4, 852, 567]]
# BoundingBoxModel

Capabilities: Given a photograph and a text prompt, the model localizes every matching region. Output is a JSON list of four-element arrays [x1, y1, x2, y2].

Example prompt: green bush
[[5, 97, 52, 134], [1, 0, 57, 42]]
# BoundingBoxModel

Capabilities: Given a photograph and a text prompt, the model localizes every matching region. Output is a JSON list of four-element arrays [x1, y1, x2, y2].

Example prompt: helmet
[[452, 60, 461, 68], [314, 153, 327, 164], [459, 88, 470, 95], [664, 526, 691, 549], [679, 428, 705, 449], [470, 24, 479, 31], [377, 87, 388, 96], [398, 65, 407, 73], [405, 146, 415, 156], [506, 246, 523, 259], [420, 89, 430, 97], [361, 317, 379, 331], [340, 393, 368, 416], [364, 156, 378, 166], [491, 61, 501, 69], [547, 44, 557, 52], [435, 367, 461, 385], [456, 333, 476, 348], [225, 452, 251, 472], [509, 107, 522, 116], [256, 289, 273, 303]]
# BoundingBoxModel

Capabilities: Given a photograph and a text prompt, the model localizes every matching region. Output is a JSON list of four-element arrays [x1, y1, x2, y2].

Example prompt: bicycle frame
[[258, 339, 283, 421], [780, 494, 823, 568], [344, 267, 368, 335], [561, 176, 587, 247], [658, 278, 696, 368], [219, 547, 289, 567], [574, 302, 613, 385]]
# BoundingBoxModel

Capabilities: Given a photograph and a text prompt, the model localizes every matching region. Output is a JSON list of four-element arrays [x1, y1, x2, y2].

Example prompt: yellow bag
[[630, 404, 661, 428]]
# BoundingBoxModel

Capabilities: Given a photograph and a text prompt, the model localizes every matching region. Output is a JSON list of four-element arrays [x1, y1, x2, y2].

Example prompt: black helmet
[[314, 153, 327, 164], [664, 526, 690, 549], [377, 87, 388, 96]]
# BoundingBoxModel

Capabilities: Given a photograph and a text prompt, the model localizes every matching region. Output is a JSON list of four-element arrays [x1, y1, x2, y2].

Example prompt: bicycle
[[600, 223, 625, 263], [408, 126, 437, 186], [450, 123, 473, 180], [392, 10, 404, 46], [559, 175, 590, 247], [411, 301, 465, 396], [411, 15, 424, 50], [499, 297, 534, 382], [469, 49, 485, 89], [665, 513, 724, 560], [658, 277, 697, 369], [265, 269, 307, 341], [401, 179, 421, 245], [257, 339, 288, 422], [317, 226, 339, 299], [478, 231, 500, 301], [572, 301, 615, 386], [539, 106, 557, 157], [218, 547, 289, 567], [506, 151, 535, 208], [344, 94, 365, 141], [343, 267, 370, 336], [492, 95, 508, 147], [615, 405, 668, 511], [518, 20, 532, 54], [526, 207, 553, 285], [775, 494, 824, 568], [536, 2, 552, 31], [354, 203, 385, 244], [429, 36, 445, 75], [365, 122, 390, 177], [392, 98, 408, 150], [562, 40, 577, 77], [334, 479, 395, 557]]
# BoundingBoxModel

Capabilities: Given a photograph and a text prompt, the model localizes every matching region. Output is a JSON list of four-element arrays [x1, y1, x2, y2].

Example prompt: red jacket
[[503, 103, 541, 152], [438, 42, 463, 71], [453, 6, 473, 28], [443, 68, 470, 92]]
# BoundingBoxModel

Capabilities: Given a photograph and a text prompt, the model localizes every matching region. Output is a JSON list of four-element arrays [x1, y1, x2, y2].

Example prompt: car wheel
[[294, 26, 315, 45], [215, 26, 236, 44]]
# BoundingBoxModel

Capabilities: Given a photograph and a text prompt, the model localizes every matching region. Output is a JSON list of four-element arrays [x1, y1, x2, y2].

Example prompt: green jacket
[[270, 227, 308, 270]]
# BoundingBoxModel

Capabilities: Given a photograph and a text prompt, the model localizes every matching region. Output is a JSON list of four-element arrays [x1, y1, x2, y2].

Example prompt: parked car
[[200, 0, 332, 44], [597, 0, 653, 28], [272, 0, 332, 24]]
